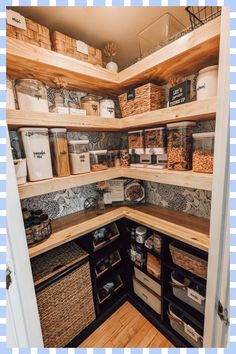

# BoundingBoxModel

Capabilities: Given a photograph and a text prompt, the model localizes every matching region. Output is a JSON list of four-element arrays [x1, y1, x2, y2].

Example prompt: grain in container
[[68, 140, 90, 175], [80, 95, 100, 116], [19, 128, 53, 181], [192, 132, 215, 174], [120, 149, 130, 167], [90, 150, 108, 171], [100, 98, 115, 118], [144, 127, 167, 154], [49, 128, 70, 177], [128, 130, 145, 154], [167, 121, 196, 171], [197, 65, 218, 101], [107, 150, 121, 167], [15, 79, 49, 112], [7, 75, 15, 109]]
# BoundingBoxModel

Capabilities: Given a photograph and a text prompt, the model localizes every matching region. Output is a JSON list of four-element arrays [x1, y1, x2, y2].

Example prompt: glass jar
[[100, 98, 115, 118], [107, 150, 121, 167], [80, 94, 100, 116], [167, 121, 196, 171], [90, 150, 108, 171], [15, 79, 49, 112], [192, 132, 215, 174], [128, 130, 145, 154], [135, 226, 147, 244], [120, 149, 130, 167], [49, 128, 70, 177], [144, 127, 167, 154], [68, 140, 90, 175]]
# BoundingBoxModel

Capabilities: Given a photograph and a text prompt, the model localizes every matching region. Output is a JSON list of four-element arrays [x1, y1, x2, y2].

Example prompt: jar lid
[[198, 65, 218, 74], [81, 94, 101, 102], [68, 140, 89, 145], [128, 130, 144, 134], [192, 132, 215, 139], [136, 226, 147, 236], [90, 150, 107, 154], [144, 127, 166, 131], [18, 127, 48, 133], [49, 128, 67, 133], [167, 121, 196, 128]]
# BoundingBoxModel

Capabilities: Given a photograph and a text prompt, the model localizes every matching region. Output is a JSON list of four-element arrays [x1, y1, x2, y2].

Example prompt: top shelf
[[6, 17, 220, 95]]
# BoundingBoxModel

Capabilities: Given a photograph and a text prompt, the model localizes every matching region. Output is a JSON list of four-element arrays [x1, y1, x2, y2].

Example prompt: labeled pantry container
[[80, 94, 100, 116], [49, 128, 70, 177], [197, 65, 218, 101], [100, 98, 115, 118], [15, 79, 49, 112], [128, 130, 145, 154], [68, 140, 91, 175], [167, 121, 196, 171], [144, 127, 167, 154], [19, 128, 53, 181], [90, 150, 108, 171], [192, 132, 215, 173]]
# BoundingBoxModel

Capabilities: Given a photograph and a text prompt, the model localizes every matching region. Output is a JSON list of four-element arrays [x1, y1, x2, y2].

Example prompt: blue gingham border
[[1, 0, 234, 353]]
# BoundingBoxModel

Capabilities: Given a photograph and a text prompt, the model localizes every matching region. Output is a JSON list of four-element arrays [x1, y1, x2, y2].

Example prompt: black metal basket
[[186, 6, 221, 30]]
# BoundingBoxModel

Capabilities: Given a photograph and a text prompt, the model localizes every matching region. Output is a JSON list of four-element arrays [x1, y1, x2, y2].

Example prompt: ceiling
[[10, 7, 191, 68]]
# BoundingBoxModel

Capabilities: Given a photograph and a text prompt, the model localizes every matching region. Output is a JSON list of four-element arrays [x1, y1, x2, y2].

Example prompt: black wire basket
[[186, 6, 221, 30]]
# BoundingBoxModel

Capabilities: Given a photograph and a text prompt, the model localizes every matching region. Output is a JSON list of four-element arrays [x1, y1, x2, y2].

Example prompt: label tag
[[76, 40, 89, 55], [187, 288, 205, 305], [184, 323, 199, 342], [7, 10, 27, 30], [127, 89, 135, 101]]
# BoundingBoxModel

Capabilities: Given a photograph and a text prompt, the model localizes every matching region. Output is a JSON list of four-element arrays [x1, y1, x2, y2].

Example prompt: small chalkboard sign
[[127, 89, 135, 101], [169, 80, 191, 107]]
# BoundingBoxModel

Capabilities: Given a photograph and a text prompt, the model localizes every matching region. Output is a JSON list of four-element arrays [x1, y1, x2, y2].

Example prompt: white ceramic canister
[[14, 158, 27, 185], [15, 79, 49, 112], [18, 128, 53, 181], [7, 76, 16, 109], [196, 65, 218, 101], [100, 98, 115, 118]]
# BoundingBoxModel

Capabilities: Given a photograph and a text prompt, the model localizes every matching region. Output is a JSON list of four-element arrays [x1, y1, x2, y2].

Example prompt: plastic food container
[[128, 130, 145, 154], [68, 140, 90, 175], [100, 99, 115, 118], [144, 127, 167, 154], [7, 75, 15, 109], [192, 132, 215, 174], [80, 95, 100, 116], [120, 149, 130, 167], [49, 128, 70, 177], [14, 158, 27, 185], [90, 150, 108, 171], [19, 128, 53, 181], [107, 150, 121, 167], [167, 121, 196, 171], [197, 65, 218, 101], [15, 79, 49, 112], [135, 226, 147, 244]]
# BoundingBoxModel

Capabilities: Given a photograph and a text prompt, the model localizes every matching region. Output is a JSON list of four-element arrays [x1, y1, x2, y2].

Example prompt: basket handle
[[170, 281, 187, 290]]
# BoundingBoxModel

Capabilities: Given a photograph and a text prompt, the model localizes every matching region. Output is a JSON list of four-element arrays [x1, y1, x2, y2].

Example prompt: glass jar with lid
[[192, 132, 215, 174], [90, 150, 108, 171], [144, 127, 167, 154], [107, 150, 121, 167], [80, 94, 100, 116], [15, 79, 49, 112], [128, 130, 145, 154], [167, 121, 196, 171], [49, 128, 70, 177], [68, 140, 90, 174]]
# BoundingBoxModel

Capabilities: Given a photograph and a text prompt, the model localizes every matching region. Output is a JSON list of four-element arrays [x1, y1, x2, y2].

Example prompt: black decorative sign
[[169, 80, 191, 107], [127, 89, 135, 101]]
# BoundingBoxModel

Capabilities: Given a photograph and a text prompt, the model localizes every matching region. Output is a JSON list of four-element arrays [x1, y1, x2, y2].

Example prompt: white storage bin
[[133, 277, 161, 314], [15, 79, 49, 112], [134, 267, 161, 296], [196, 65, 218, 101], [19, 128, 53, 182]]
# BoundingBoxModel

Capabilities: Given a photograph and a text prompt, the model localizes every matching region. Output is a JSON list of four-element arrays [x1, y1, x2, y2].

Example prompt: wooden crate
[[7, 18, 51, 50], [52, 31, 102, 66], [147, 253, 161, 279], [92, 222, 120, 251]]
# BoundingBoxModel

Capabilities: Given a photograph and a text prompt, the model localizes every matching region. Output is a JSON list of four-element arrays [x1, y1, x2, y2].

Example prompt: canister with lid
[[19, 128, 53, 181], [7, 75, 15, 109], [49, 128, 70, 177], [90, 150, 108, 171], [68, 140, 90, 175], [128, 130, 145, 154], [107, 150, 121, 167], [100, 98, 115, 118], [80, 95, 100, 116], [192, 132, 215, 173], [197, 65, 218, 101], [144, 127, 167, 154], [120, 149, 130, 167], [135, 226, 147, 244], [15, 79, 49, 112]]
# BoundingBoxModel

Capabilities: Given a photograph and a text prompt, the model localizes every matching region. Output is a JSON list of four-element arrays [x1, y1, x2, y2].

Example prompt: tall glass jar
[[192, 132, 215, 173], [49, 128, 70, 177], [128, 130, 145, 154], [90, 150, 108, 171]]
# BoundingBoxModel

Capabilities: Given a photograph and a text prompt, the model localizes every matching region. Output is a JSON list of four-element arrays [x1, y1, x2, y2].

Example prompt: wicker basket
[[7, 17, 51, 50], [52, 31, 102, 66], [25, 219, 52, 248], [169, 242, 208, 279], [119, 83, 166, 118]]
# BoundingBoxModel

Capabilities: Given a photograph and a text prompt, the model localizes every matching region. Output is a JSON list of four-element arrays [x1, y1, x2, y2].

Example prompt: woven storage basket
[[7, 17, 51, 50], [52, 31, 102, 66], [169, 242, 208, 279], [32, 242, 95, 347], [119, 83, 166, 118]]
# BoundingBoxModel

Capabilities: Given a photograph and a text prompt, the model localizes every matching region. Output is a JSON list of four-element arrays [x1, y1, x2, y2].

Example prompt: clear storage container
[[80, 94, 100, 116], [144, 127, 167, 154], [49, 128, 70, 177], [128, 130, 145, 154], [15, 79, 49, 112], [192, 132, 215, 174], [90, 150, 108, 171], [167, 121, 196, 171], [68, 140, 90, 175], [120, 149, 130, 167], [107, 150, 121, 167]]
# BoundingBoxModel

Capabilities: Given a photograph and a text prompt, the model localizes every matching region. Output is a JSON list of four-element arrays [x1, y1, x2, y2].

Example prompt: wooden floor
[[80, 302, 174, 348]]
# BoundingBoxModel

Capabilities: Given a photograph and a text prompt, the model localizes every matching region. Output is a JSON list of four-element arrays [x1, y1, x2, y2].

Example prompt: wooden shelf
[[28, 204, 210, 258], [7, 18, 220, 95]]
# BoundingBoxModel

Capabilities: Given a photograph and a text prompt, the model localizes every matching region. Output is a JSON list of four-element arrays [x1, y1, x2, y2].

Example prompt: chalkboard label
[[127, 89, 135, 101], [169, 80, 191, 107]]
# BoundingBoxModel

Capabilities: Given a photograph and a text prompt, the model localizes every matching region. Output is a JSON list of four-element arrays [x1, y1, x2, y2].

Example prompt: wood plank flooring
[[79, 302, 174, 348]]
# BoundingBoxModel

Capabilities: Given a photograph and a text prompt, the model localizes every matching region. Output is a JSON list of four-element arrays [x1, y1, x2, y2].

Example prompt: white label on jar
[[184, 323, 199, 343], [7, 10, 27, 30], [187, 288, 205, 305], [197, 83, 206, 91], [76, 40, 89, 55], [33, 150, 46, 159]]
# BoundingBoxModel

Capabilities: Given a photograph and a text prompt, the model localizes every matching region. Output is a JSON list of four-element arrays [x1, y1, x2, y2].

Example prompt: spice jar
[[90, 150, 108, 171], [7, 75, 15, 109], [167, 121, 196, 171], [18, 128, 53, 181], [128, 130, 145, 154], [68, 140, 90, 175], [192, 132, 215, 173], [144, 127, 167, 154], [197, 65, 218, 101], [107, 150, 121, 167], [100, 98, 115, 118], [80, 94, 100, 116], [49, 128, 70, 177], [135, 226, 147, 244], [120, 149, 130, 167], [15, 79, 49, 112]]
